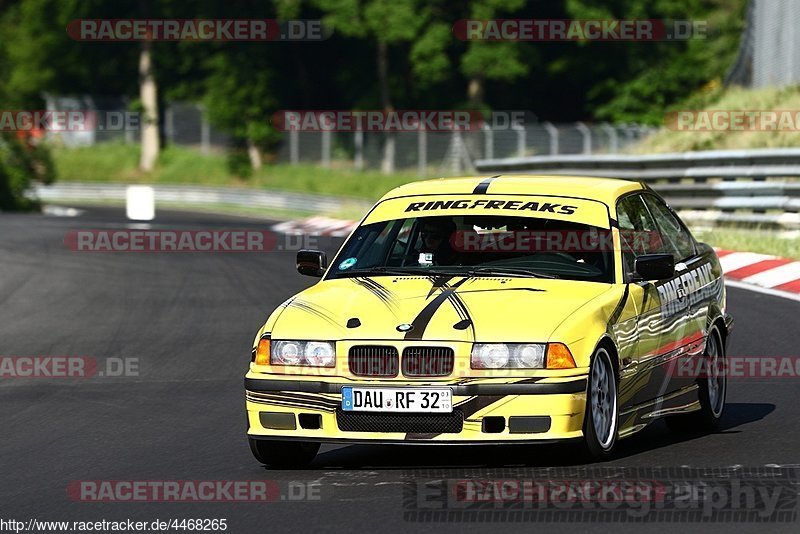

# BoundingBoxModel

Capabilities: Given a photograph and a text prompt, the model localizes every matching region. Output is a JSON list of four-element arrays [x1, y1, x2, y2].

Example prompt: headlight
[[472, 343, 511, 368], [513, 344, 546, 368], [270, 340, 336, 367], [305, 341, 336, 367], [471, 343, 546, 369]]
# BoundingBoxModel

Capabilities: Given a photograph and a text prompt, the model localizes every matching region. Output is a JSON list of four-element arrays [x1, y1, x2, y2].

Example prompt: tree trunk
[[467, 77, 484, 108], [139, 39, 160, 172], [464, 77, 485, 161], [247, 137, 263, 170], [377, 40, 395, 175]]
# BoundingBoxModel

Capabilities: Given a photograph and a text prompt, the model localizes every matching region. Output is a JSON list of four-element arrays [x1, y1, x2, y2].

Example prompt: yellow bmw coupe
[[244, 175, 732, 466]]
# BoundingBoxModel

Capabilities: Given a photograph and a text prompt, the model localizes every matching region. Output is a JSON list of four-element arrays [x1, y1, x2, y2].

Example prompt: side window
[[616, 194, 668, 279], [643, 195, 695, 261]]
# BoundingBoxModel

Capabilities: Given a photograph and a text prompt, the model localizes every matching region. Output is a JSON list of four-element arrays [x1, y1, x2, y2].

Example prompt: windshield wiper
[[467, 266, 559, 279], [342, 266, 456, 277]]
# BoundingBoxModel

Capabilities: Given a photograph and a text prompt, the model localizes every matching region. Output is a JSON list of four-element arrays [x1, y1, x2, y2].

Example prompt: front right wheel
[[666, 325, 726, 433], [582, 346, 619, 460]]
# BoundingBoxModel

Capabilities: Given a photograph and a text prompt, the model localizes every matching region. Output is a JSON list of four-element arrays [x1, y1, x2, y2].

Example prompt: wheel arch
[[707, 310, 729, 351], [594, 335, 620, 382], [710, 316, 728, 351]]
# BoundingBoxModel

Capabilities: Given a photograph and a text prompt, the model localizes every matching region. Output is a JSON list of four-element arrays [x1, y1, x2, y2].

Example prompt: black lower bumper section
[[247, 434, 578, 445], [244, 377, 587, 395], [508, 415, 551, 434], [335, 408, 464, 434]]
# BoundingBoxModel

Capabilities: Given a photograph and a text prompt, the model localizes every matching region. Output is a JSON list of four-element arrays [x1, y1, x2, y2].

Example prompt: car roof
[[380, 175, 645, 207]]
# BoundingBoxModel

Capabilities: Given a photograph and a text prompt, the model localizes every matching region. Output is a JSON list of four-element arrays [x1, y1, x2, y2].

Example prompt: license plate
[[341, 387, 452, 413]]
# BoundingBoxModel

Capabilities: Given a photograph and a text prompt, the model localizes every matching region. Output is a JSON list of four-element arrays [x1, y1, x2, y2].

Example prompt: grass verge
[[51, 142, 423, 202], [50, 142, 800, 259], [692, 227, 799, 260], [633, 85, 800, 153]]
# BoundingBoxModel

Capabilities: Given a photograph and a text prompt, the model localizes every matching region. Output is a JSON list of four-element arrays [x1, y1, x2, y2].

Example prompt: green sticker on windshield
[[339, 257, 357, 270]]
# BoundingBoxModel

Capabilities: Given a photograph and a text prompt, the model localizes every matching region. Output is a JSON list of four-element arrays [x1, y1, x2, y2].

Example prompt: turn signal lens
[[255, 337, 271, 365], [546, 343, 576, 369]]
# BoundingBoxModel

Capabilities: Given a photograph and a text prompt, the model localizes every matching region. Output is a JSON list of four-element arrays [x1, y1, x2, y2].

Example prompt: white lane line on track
[[725, 279, 800, 303], [741, 262, 800, 288]]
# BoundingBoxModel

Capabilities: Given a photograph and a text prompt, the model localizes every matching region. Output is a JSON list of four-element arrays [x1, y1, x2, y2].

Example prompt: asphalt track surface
[[1, 206, 798, 534]]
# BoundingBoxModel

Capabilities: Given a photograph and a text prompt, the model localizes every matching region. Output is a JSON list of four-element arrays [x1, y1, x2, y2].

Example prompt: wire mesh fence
[[275, 123, 656, 176], [42, 95, 656, 176]]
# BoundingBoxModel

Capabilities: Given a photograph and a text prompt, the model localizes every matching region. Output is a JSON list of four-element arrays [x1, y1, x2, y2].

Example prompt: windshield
[[327, 214, 614, 283]]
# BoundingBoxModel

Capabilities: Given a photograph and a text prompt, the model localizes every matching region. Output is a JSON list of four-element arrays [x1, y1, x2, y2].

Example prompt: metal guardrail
[[29, 147, 800, 229], [476, 148, 800, 175], [475, 148, 800, 229], [31, 183, 373, 216]]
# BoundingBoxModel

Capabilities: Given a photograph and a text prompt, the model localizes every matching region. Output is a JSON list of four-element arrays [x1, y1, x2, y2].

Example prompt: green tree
[[203, 51, 280, 173], [460, 0, 529, 108], [316, 0, 428, 174], [0, 0, 56, 210], [195, 0, 294, 172], [562, 0, 748, 123]]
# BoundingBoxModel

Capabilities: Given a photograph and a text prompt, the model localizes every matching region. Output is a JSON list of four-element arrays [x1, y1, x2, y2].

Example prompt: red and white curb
[[717, 250, 800, 302], [271, 216, 357, 237]]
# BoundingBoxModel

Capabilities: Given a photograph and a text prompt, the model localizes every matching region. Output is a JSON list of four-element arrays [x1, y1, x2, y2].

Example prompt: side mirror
[[635, 254, 675, 281], [297, 249, 327, 277]]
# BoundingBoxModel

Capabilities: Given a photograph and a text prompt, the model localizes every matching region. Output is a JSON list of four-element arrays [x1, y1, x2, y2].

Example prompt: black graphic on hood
[[351, 277, 399, 313], [286, 300, 340, 328], [426, 275, 454, 299], [404, 277, 471, 341], [438, 280, 474, 332]]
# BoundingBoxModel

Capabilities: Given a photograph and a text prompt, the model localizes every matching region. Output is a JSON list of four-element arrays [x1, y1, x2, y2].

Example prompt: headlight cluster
[[471, 343, 545, 369], [256, 339, 336, 367], [255, 338, 573, 370], [471, 342, 575, 369]]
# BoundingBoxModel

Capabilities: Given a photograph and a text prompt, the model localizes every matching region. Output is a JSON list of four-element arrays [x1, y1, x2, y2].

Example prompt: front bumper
[[245, 375, 588, 443]]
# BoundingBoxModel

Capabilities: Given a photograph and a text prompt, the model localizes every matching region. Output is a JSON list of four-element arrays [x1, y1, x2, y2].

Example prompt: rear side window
[[642, 195, 695, 261]]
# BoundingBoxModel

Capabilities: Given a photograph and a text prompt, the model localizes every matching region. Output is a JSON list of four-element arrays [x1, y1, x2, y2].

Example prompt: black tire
[[582, 346, 619, 460], [666, 325, 726, 433], [248, 438, 320, 468]]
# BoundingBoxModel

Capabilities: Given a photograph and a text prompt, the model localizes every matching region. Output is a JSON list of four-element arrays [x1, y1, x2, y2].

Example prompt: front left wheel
[[248, 438, 320, 468], [582, 346, 619, 460]]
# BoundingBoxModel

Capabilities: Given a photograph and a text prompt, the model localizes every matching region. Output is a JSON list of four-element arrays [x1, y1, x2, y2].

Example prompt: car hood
[[270, 275, 615, 343]]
